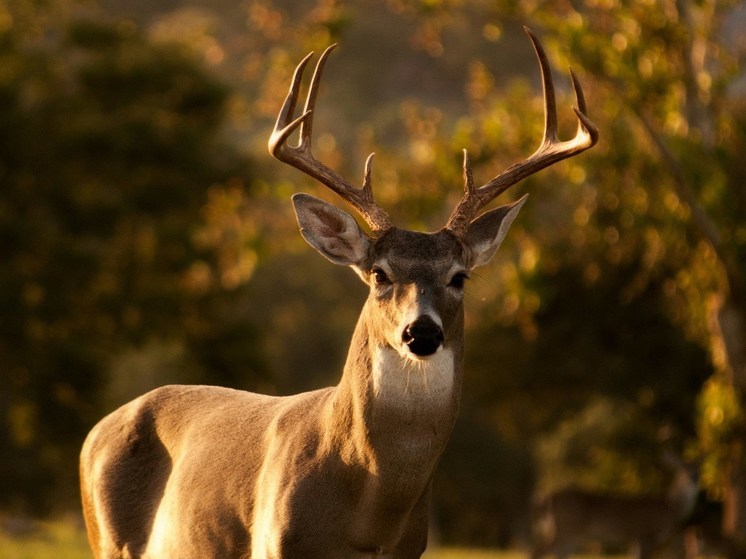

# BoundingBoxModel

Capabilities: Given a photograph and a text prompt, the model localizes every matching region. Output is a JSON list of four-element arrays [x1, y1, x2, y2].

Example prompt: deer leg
[[636, 538, 654, 559]]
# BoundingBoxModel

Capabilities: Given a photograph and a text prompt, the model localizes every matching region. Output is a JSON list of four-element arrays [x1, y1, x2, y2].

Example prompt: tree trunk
[[636, 103, 746, 557], [714, 298, 746, 557]]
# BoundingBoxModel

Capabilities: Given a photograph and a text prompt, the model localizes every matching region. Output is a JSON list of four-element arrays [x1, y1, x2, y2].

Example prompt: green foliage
[[0, 7, 258, 513], [697, 374, 744, 497]]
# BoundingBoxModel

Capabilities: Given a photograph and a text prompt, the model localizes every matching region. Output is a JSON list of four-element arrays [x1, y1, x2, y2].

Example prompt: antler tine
[[533, 28, 559, 146], [268, 52, 315, 153], [570, 68, 599, 142], [299, 43, 335, 148], [268, 45, 392, 232], [445, 28, 599, 236]]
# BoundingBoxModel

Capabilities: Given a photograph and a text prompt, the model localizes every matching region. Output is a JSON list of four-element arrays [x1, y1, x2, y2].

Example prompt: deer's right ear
[[292, 193, 371, 267]]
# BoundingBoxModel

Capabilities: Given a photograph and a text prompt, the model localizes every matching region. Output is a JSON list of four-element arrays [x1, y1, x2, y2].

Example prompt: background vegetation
[[1, 0, 744, 555]]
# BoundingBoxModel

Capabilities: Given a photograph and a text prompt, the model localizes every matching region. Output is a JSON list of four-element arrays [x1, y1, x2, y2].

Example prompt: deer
[[529, 453, 700, 559], [79, 29, 597, 559]]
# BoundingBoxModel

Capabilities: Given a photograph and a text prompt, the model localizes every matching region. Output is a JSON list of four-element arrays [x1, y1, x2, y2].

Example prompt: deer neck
[[329, 301, 463, 487]]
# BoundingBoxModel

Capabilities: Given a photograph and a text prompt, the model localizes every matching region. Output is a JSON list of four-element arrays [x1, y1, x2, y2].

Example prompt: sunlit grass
[[424, 548, 524, 558], [425, 549, 630, 558], [426, 551, 631, 559], [0, 529, 526, 559], [0, 521, 641, 559], [0, 519, 91, 559], [0, 519, 523, 559]]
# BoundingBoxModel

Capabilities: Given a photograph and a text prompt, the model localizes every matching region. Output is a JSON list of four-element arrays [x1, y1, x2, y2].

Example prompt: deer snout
[[402, 316, 444, 357]]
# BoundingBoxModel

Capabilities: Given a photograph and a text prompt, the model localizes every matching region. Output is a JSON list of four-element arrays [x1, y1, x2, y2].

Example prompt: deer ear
[[464, 194, 528, 269], [292, 193, 371, 267]]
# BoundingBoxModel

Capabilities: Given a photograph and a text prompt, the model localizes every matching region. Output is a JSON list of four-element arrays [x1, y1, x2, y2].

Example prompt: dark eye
[[449, 272, 469, 289], [372, 268, 390, 285]]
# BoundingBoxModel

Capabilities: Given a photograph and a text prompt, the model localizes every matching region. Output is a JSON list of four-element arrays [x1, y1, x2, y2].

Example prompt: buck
[[530, 454, 700, 559], [79, 29, 597, 559]]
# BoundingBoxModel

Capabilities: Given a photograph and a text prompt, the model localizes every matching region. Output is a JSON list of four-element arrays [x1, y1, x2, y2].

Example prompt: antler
[[445, 28, 599, 235], [269, 44, 392, 232]]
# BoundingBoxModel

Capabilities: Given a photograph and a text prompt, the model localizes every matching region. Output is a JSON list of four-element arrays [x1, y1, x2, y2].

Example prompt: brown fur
[[80, 199, 524, 559]]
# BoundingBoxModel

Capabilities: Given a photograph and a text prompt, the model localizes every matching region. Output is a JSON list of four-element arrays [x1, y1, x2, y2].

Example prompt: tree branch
[[634, 109, 744, 304]]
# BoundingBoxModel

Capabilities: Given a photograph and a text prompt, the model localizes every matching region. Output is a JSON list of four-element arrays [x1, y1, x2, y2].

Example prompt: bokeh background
[[1, 0, 745, 554]]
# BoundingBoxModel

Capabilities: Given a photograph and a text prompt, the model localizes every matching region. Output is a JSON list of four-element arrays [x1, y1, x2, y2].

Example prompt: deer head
[[269, 29, 598, 363]]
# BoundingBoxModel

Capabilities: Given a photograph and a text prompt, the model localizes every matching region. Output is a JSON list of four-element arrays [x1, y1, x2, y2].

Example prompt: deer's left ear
[[293, 193, 371, 267], [464, 194, 528, 269]]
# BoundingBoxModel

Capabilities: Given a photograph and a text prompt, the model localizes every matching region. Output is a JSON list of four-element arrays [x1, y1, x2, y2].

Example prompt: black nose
[[402, 316, 444, 357]]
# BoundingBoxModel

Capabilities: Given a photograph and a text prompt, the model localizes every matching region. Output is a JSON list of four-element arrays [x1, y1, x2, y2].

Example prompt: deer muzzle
[[402, 316, 444, 357]]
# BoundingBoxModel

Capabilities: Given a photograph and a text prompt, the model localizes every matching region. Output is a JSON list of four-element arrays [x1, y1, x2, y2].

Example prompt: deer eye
[[448, 272, 469, 289], [372, 268, 391, 285]]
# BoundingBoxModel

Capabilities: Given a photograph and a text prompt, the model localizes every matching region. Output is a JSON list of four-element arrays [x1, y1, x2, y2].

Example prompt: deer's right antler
[[269, 44, 392, 232]]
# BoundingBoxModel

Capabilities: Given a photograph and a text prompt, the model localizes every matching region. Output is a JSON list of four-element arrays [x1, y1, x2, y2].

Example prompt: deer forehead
[[369, 229, 467, 277]]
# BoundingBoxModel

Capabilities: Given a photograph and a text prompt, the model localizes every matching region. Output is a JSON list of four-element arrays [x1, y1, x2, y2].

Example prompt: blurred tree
[[302, 0, 741, 549], [230, 0, 735, 546], [509, 2, 746, 554], [0, 3, 261, 513], [3, 0, 739, 547]]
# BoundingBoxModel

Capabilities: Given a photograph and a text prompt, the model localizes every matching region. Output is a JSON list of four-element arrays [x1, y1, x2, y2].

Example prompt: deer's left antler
[[445, 28, 599, 236]]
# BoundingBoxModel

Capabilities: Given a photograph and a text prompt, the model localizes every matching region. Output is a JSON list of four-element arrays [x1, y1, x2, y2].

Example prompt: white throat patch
[[372, 347, 454, 409]]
